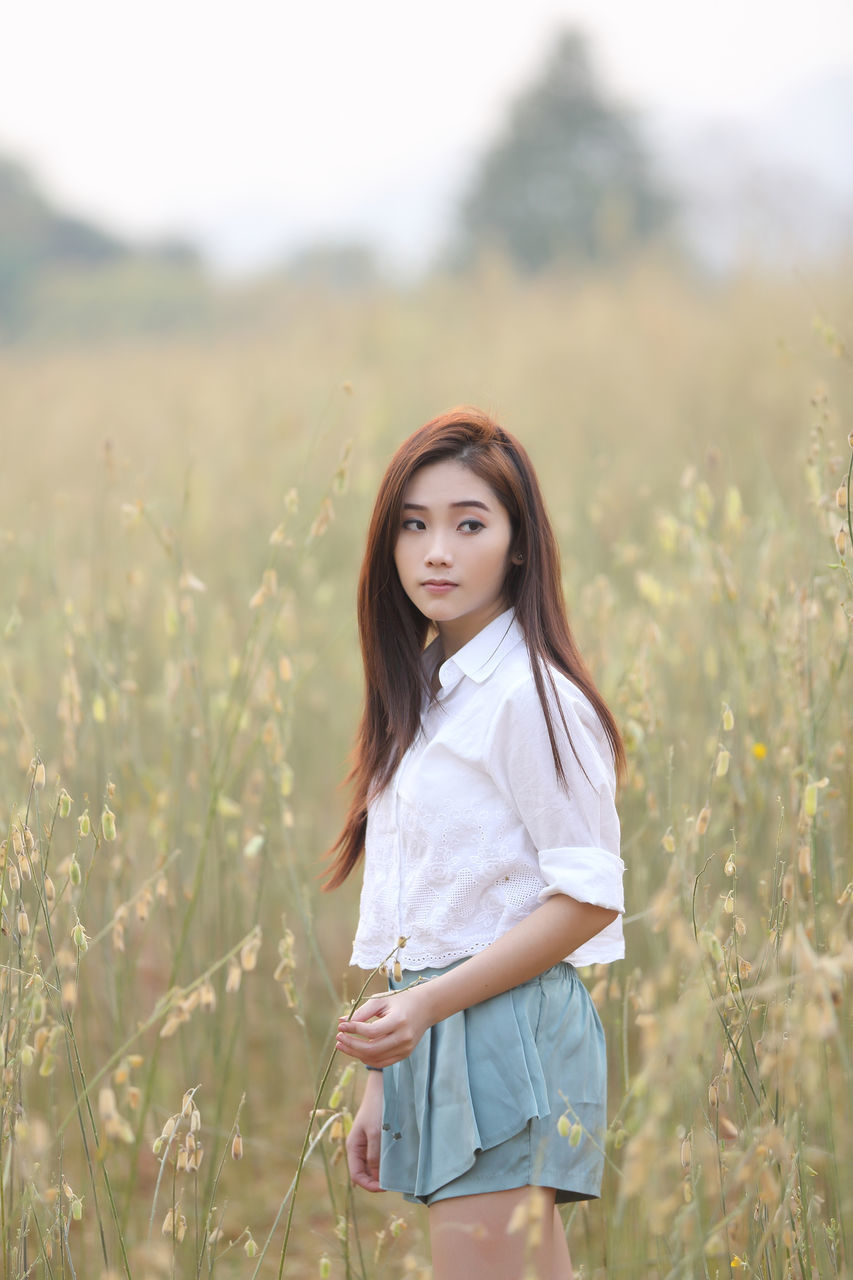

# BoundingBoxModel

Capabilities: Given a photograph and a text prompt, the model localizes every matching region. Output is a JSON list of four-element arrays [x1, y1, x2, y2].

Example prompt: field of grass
[[1, 260, 851, 1279]]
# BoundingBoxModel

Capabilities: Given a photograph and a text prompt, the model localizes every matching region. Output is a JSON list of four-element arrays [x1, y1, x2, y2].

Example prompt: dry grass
[[0, 260, 850, 1278]]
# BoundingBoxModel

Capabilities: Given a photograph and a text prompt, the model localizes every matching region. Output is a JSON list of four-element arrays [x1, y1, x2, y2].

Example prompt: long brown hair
[[324, 406, 625, 889]]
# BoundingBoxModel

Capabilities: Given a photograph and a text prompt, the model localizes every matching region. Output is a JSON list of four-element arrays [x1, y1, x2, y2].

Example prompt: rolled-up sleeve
[[486, 673, 625, 914]]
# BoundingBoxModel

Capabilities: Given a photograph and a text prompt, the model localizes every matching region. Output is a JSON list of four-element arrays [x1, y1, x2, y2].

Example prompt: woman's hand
[[336, 985, 432, 1068], [346, 1070, 384, 1192]]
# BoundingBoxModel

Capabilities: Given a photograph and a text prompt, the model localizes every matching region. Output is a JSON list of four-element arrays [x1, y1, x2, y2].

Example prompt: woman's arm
[[336, 893, 617, 1068], [345, 1066, 385, 1191]]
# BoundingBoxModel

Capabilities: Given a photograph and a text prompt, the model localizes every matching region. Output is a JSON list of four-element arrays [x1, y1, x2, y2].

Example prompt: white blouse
[[350, 609, 626, 972]]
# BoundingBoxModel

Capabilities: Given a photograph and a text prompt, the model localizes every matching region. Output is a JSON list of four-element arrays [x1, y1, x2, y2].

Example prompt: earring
[[512, 552, 524, 564]]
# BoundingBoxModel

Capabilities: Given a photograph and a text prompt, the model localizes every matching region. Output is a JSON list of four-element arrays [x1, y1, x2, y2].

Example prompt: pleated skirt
[[379, 960, 607, 1206]]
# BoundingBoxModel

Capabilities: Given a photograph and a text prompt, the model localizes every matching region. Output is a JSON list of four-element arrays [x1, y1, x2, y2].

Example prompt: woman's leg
[[429, 1186, 573, 1280], [552, 1206, 575, 1279]]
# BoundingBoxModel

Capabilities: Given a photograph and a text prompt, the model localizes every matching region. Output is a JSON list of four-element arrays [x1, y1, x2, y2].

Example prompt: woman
[[329, 407, 626, 1279]]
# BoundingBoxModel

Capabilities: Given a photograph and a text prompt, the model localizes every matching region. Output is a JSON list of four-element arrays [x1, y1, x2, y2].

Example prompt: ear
[[510, 551, 524, 565]]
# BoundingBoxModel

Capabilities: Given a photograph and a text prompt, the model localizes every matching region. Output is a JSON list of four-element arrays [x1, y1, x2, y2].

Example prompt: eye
[[459, 518, 485, 533], [401, 517, 426, 531]]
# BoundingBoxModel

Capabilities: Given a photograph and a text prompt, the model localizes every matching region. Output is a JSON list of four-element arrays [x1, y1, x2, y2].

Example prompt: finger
[[335, 1034, 381, 1064], [351, 1170, 384, 1192], [339, 999, 389, 1028], [366, 1128, 381, 1183], [337, 1016, 385, 1040], [347, 1131, 383, 1193]]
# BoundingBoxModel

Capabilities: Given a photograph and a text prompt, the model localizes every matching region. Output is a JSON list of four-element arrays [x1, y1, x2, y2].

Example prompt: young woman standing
[[329, 407, 626, 1280]]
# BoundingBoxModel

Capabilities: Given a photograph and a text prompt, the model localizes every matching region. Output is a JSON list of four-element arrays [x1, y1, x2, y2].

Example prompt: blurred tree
[[0, 153, 202, 333], [280, 240, 384, 292], [453, 30, 673, 270]]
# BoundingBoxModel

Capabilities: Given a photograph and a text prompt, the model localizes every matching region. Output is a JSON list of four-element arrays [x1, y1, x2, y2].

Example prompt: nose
[[425, 533, 452, 567]]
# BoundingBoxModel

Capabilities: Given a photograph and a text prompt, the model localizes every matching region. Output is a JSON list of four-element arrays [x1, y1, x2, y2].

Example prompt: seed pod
[[72, 920, 89, 952], [59, 789, 72, 819], [696, 807, 711, 836], [78, 811, 90, 837], [101, 807, 117, 842], [393, 960, 402, 983], [160, 1115, 178, 1142], [231, 1130, 243, 1161], [71, 1197, 83, 1221], [33, 761, 46, 790], [557, 1114, 570, 1138], [718, 1115, 738, 1141], [18, 908, 30, 937], [99, 1087, 118, 1120], [836, 483, 848, 509], [44, 874, 56, 903], [834, 526, 847, 556], [569, 1123, 583, 1147], [722, 705, 734, 732], [244, 1235, 258, 1258], [69, 858, 82, 886], [804, 783, 818, 818], [715, 749, 730, 778], [240, 930, 261, 971], [8, 862, 20, 892]]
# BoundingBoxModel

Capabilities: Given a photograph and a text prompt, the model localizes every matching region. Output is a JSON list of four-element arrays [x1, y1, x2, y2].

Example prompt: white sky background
[[1, 0, 852, 270]]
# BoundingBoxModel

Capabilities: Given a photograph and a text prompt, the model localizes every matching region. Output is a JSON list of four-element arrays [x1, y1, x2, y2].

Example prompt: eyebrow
[[402, 499, 491, 511]]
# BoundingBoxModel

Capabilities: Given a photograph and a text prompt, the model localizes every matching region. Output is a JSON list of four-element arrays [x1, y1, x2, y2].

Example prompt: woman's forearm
[[412, 893, 617, 1028]]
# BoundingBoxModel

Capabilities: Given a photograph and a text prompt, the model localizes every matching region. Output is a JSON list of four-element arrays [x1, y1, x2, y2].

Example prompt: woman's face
[[393, 458, 515, 657]]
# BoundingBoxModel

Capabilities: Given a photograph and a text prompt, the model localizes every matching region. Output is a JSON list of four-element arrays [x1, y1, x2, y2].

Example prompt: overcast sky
[[2, 0, 852, 269]]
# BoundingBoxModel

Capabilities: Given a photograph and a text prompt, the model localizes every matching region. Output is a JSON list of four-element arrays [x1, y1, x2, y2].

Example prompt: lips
[[421, 579, 457, 593]]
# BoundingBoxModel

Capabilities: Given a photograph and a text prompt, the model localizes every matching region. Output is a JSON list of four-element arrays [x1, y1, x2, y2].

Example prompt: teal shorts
[[379, 960, 607, 1206]]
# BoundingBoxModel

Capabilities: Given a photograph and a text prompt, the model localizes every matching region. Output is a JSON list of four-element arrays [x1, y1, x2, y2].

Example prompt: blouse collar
[[434, 608, 523, 694]]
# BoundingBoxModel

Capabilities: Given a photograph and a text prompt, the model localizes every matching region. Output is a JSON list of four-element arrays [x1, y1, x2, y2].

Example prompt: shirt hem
[[349, 940, 626, 972]]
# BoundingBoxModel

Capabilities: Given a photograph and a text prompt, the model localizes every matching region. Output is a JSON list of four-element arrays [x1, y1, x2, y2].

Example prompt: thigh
[[429, 1185, 572, 1280]]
